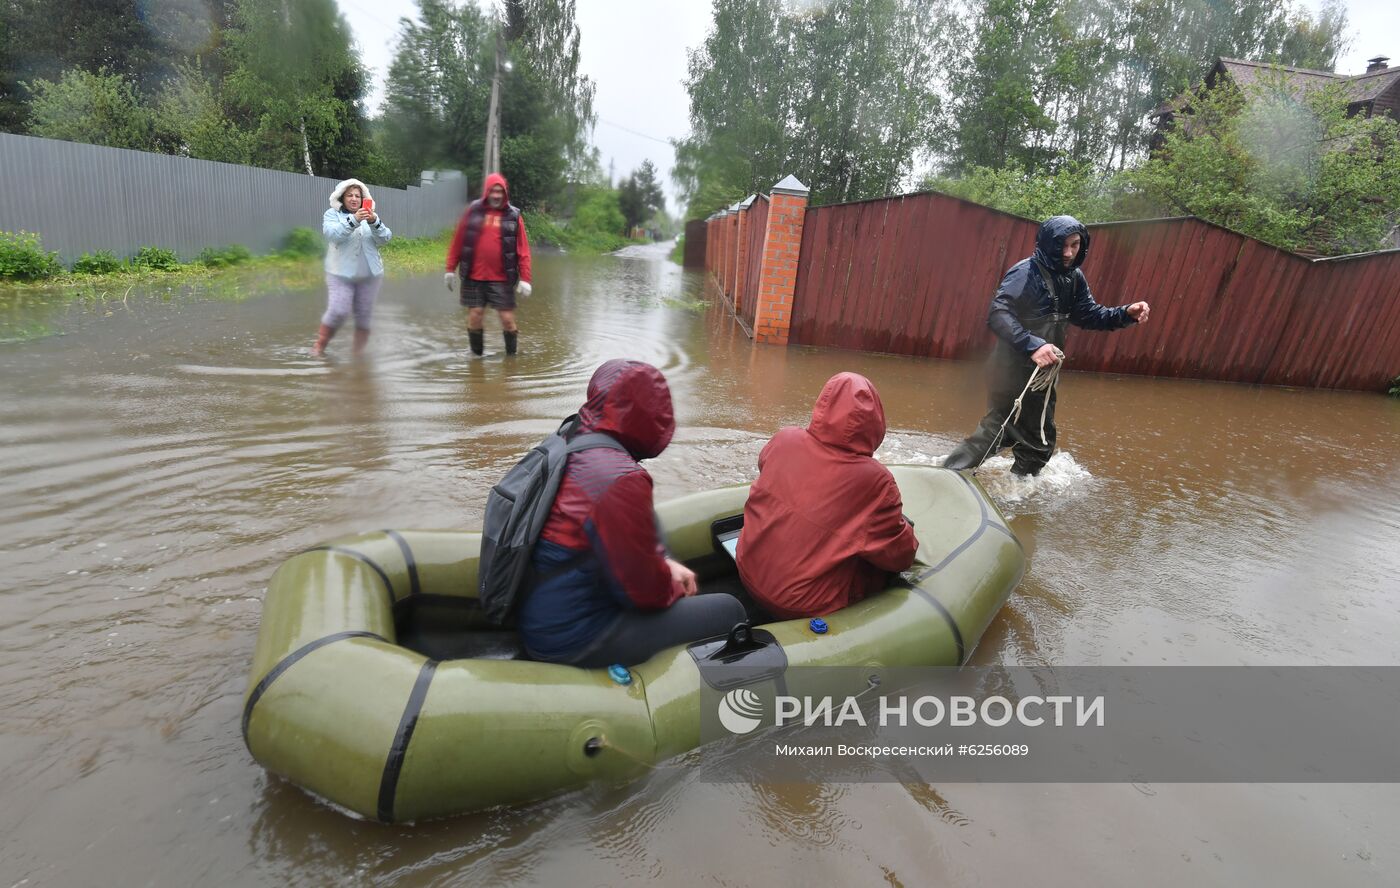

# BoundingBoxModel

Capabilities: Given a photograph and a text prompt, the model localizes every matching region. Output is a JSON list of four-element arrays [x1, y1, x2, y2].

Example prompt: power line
[[597, 117, 675, 146]]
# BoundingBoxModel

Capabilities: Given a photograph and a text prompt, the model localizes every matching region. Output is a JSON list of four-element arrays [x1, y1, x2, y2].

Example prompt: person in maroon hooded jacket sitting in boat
[[737, 372, 919, 619], [517, 359, 747, 667]]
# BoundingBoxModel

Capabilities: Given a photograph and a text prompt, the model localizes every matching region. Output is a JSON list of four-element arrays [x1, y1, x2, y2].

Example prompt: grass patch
[[669, 236, 685, 265], [0, 229, 456, 301], [525, 211, 633, 253], [378, 229, 454, 273], [661, 295, 707, 312]]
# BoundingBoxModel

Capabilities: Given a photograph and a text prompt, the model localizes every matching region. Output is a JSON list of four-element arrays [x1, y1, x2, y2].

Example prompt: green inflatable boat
[[242, 466, 1023, 822]]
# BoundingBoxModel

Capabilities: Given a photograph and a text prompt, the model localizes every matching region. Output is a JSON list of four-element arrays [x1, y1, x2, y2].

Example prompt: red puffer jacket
[[736, 372, 918, 619]]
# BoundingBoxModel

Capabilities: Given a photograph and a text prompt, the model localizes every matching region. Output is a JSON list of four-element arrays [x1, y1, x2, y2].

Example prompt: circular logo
[[717, 687, 765, 734]]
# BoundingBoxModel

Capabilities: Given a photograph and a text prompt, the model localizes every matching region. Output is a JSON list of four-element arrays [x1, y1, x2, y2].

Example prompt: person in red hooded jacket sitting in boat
[[517, 359, 747, 666], [737, 372, 919, 619]]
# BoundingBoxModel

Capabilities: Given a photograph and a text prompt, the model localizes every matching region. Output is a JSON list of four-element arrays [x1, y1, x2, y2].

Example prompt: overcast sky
[[336, 0, 712, 210], [337, 0, 1398, 211]]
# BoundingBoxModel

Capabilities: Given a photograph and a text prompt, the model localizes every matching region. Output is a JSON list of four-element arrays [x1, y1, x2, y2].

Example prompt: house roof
[[1338, 65, 1400, 104], [1152, 56, 1399, 119]]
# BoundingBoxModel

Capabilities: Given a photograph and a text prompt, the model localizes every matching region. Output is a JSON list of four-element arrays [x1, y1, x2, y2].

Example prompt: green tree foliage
[[1, 0, 374, 179], [380, 0, 595, 207], [619, 160, 665, 230], [942, 0, 1352, 175], [152, 63, 256, 162], [0, 14, 20, 129], [0, 0, 231, 130], [677, 0, 943, 214], [926, 163, 1119, 222], [571, 185, 625, 237], [25, 68, 156, 149], [1125, 69, 1400, 255], [380, 0, 492, 185], [219, 0, 372, 177]]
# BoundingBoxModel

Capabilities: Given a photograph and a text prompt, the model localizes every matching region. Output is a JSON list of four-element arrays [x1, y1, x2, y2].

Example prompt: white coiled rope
[[975, 345, 1065, 470]]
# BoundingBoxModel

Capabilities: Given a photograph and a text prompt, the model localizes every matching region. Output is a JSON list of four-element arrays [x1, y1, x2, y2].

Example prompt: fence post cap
[[739, 194, 757, 209], [771, 175, 809, 196]]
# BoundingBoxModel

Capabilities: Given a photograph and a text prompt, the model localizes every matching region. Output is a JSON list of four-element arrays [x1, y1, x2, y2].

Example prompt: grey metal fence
[[0, 133, 468, 263]]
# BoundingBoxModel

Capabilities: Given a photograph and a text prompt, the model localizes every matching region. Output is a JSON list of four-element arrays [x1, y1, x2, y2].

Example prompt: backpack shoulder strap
[[565, 432, 629, 455]]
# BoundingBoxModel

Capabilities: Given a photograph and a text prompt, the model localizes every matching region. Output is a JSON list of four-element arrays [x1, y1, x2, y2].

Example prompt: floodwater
[[2, 240, 1399, 886]]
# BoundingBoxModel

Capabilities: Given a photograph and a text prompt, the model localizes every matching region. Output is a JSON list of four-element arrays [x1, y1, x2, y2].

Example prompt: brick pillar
[[753, 175, 809, 345]]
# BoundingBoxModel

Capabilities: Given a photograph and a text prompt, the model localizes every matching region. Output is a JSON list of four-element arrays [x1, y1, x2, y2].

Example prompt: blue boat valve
[[809, 618, 828, 635], [608, 664, 633, 685]]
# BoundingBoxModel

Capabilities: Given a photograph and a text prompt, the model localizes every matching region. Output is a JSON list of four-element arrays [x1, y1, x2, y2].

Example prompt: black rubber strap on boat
[[383, 530, 421, 598], [378, 659, 438, 823], [302, 545, 396, 607], [923, 592, 966, 666], [890, 574, 967, 667], [242, 630, 385, 744]]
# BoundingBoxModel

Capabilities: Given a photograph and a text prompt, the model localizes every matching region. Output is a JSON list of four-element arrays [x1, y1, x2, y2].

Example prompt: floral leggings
[[321, 274, 383, 331]]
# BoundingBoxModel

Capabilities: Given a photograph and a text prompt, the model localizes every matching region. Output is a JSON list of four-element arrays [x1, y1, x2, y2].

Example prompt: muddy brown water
[[2, 241, 1398, 886]]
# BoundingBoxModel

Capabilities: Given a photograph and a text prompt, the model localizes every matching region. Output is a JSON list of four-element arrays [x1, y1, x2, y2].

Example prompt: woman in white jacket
[[311, 178, 392, 356]]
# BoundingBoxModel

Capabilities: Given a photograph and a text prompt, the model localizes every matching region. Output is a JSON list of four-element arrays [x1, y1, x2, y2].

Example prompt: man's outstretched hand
[[1127, 301, 1150, 323]]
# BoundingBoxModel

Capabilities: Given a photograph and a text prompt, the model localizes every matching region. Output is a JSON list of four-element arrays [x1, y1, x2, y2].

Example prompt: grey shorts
[[460, 279, 515, 310]]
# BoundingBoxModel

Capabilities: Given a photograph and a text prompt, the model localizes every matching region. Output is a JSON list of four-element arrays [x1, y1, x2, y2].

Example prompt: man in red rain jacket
[[517, 359, 746, 666], [444, 172, 533, 356], [737, 372, 919, 619]]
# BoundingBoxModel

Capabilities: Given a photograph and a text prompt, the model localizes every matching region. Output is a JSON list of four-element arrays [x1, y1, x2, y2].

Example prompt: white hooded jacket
[[322, 178, 392, 278]]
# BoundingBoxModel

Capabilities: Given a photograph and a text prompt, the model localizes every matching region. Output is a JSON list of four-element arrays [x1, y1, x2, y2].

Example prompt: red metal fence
[[683, 219, 707, 268], [788, 191, 1400, 391]]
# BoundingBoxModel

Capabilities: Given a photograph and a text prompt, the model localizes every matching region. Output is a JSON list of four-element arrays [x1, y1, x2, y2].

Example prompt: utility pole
[[482, 27, 503, 182]]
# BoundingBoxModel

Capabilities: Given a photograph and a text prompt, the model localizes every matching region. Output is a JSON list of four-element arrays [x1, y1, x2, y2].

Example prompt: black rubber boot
[[941, 446, 981, 470], [504, 330, 518, 356], [468, 329, 484, 356]]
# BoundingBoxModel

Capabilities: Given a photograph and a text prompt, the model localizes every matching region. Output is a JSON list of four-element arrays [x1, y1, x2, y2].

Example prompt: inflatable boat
[[242, 466, 1023, 822]]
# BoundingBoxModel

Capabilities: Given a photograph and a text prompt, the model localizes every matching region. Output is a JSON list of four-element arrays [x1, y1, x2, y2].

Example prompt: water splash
[[972, 451, 1093, 506]]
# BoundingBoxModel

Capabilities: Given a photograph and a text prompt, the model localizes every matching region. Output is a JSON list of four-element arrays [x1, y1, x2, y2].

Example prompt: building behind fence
[[699, 176, 1400, 393], [0, 133, 467, 263]]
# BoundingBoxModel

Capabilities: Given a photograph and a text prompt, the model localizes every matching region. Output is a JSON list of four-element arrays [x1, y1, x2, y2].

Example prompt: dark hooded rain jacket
[[987, 215, 1135, 389]]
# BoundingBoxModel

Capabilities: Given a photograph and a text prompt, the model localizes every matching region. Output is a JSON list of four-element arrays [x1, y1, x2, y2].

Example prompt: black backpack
[[477, 415, 628, 625]]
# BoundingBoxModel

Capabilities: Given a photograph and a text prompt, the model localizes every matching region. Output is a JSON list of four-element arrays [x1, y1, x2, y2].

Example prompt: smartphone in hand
[[362, 197, 374, 214]]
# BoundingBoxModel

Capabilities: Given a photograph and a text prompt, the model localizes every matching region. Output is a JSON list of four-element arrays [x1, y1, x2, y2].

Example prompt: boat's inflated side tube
[[242, 466, 1024, 822]]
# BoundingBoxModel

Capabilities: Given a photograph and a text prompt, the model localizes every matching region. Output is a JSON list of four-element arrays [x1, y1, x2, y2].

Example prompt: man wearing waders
[[444, 172, 533, 356], [942, 216, 1149, 476]]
